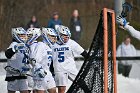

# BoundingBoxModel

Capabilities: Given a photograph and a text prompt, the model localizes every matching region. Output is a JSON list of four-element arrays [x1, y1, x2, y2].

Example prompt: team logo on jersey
[[54, 47, 69, 52]]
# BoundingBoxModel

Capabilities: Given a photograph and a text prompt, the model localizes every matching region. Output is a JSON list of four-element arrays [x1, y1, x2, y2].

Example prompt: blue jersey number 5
[[58, 52, 64, 62]]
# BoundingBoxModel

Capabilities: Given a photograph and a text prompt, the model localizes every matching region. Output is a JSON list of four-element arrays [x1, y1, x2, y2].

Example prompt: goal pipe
[[103, 8, 117, 93]]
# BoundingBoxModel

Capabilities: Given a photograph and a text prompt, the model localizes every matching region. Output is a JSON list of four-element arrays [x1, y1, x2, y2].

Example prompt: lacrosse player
[[52, 25, 87, 93], [5, 27, 30, 93], [27, 28, 56, 93]]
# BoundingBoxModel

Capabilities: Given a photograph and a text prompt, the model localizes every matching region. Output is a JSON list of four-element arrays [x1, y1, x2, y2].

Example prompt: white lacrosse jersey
[[6, 42, 26, 76], [52, 39, 84, 74], [67, 39, 84, 55], [29, 42, 56, 88], [29, 42, 52, 76]]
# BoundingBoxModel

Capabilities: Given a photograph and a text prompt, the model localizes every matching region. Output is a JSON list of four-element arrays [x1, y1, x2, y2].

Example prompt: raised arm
[[124, 25, 140, 40], [117, 16, 140, 40]]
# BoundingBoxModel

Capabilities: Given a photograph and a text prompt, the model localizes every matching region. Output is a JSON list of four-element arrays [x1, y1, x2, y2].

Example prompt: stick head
[[121, 2, 132, 17]]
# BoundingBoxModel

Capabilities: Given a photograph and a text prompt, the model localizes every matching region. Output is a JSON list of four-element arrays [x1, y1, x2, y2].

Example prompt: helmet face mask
[[26, 31, 33, 42], [47, 34, 57, 44], [59, 34, 69, 43], [27, 34, 33, 40], [26, 28, 41, 45], [12, 27, 27, 43], [17, 34, 28, 42], [42, 28, 57, 47], [12, 27, 41, 44], [57, 25, 71, 44]]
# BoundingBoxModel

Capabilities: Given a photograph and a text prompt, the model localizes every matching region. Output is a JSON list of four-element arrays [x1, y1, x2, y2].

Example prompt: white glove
[[38, 68, 47, 78], [116, 16, 129, 26], [34, 67, 47, 78], [13, 43, 26, 52]]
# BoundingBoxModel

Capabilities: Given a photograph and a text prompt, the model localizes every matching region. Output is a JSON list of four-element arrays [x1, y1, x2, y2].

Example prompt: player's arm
[[29, 42, 48, 77], [5, 42, 17, 59], [80, 50, 88, 58], [124, 25, 140, 40], [117, 16, 140, 40], [5, 42, 25, 59], [71, 39, 87, 58], [30, 42, 47, 64], [5, 48, 16, 59]]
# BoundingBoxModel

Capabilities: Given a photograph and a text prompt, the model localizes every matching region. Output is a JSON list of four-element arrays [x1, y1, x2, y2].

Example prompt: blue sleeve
[[59, 20, 62, 25], [47, 20, 52, 28]]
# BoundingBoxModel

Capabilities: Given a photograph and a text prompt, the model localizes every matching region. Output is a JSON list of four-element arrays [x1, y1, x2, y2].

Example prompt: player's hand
[[38, 69, 47, 78], [20, 65, 30, 75], [34, 67, 47, 78], [14, 43, 25, 52], [116, 16, 129, 26], [28, 58, 36, 66]]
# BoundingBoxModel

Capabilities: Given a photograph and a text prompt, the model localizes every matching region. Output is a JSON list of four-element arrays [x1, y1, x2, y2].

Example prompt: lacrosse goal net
[[67, 8, 117, 93]]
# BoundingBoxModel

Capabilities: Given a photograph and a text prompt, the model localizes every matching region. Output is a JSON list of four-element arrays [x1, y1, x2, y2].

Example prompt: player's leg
[[8, 90, 16, 93], [46, 75, 56, 93], [55, 72, 68, 93], [18, 79, 30, 93], [35, 90, 45, 93], [7, 79, 29, 93], [33, 90, 37, 93], [20, 90, 29, 93], [45, 75, 56, 93], [47, 87, 56, 93], [7, 80, 17, 93], [58, 86, 66, 93], [27, 76, 34, 93], [33, 79, 47, 93], [32, 90, 37, 93]]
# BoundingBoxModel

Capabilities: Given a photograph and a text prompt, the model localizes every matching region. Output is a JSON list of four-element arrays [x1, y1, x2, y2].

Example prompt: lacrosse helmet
[[26, 28, 41, 45], [12, 27, 27, 43], [42, 27, 57, 46], [56, 25, 71, 44]]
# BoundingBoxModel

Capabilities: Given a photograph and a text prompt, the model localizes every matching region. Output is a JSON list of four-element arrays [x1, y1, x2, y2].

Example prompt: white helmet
[[12, 27, 27, 43], [26, 28, 41, 44], [42, 27, 57, 46], [57, 25, 71, 44], [57, 25, 71, 36]]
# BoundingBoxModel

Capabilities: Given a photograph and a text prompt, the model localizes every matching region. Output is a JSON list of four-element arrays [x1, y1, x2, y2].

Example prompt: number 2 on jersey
[[58, 52, 64, 62], [48, 56, 52, 66]]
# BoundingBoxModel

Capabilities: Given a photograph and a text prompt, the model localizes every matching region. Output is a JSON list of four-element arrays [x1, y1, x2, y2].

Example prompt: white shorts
[[55, 71, 77, 86], [33, 75, 56, 90], [27, 76, 34, 90], [7, 79, 29, 91]]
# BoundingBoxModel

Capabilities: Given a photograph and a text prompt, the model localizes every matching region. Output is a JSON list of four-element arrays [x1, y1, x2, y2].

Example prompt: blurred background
[[0, 1, 140, 93], [0, 0, 140, 51]]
